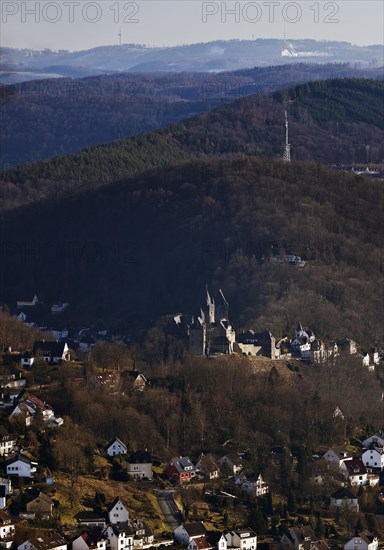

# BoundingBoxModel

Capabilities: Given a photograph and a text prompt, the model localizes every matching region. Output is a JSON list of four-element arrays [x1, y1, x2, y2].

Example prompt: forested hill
[[3, 63, 379, 169], [1, 78, 383, 211], [1, 156, 383, 344]]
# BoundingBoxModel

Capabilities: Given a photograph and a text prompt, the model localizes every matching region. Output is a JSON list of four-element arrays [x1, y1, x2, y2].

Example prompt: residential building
[[225, 528, 257, 550], [103, 523, 133, 550], [174, 523, 207, 546], [0, 511, 15, 549], [219, 454, 243, 476], [362, 431, 384, 449], [127, 451, 152, 480], [280, 525, 317, 550], [340, 459, 368, 486], [32, 341, 70, 364], [234, 473, 269, 497], [344, 532, 378, 550], [108, 497, 129, 524], [6, 454, 38, 478], [0, 427, 17, 456], [322, 447, 352, 469], [72, 531, 107, 550], [106, 437, 127, 457], [195, 453, 221, 480], [362, 446, 384, 471], [330, 488, 359, 512], [18, 532, 67, 550], [165, 456, 196, 483], [26, 492, 54, 516]]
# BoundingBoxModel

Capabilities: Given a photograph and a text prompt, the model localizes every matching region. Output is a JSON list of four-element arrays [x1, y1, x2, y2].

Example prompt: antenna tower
[[283, 110, 291, 162]]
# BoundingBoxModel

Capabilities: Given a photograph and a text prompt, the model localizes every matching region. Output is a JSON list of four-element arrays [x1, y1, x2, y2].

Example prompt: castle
[[188, 287, 236, 356], [175, 287, 278, 358]]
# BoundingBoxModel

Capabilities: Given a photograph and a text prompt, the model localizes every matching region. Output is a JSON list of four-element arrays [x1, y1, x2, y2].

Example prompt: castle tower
[[201, 285, 215, 324], [215, 289, 229, 321]]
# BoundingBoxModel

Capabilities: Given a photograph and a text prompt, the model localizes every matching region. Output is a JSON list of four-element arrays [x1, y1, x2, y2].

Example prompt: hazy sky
[[1, 0, 383, 51]]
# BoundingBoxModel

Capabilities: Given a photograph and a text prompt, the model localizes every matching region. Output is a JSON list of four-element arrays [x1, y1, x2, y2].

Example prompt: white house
[[103, 524, 133, 550], [6, 454, 38, 478], [0, 427, 17, 456], [127, 451, 152, 480], [219, 454, 243, 475], [234, 473, 269, 497], [362, 447, 384, 471], [174, 523, 207, 546], [18, 532, 67, 550], [129, 519, 153, 548], [0, 511, 15, 548], [322, 447, 352, 469], [225, 528, 257, 550], [108, 497, 129, 524], [106, 437, 127, 457], [344, 532, 378, 550], [330, 488, 359, 512], [32, 341, 70, 364], [72, 532, 107, 550], [20, 352, 35, 369], [340, 459, 368, 486]]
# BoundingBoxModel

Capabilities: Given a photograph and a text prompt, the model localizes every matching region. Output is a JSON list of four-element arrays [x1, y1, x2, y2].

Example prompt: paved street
[[157, 491, 183, 530]]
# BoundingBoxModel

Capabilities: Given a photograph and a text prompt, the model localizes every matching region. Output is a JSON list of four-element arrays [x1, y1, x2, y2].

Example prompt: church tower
[[201, 285, 215, 324]]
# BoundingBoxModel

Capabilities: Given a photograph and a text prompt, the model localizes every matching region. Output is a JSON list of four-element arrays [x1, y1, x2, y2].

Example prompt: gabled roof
[[105, 437, 127, 451], [0, 425, 15, 440], [196, 453, 220, 474], [343, 458, 366, 476], [128, 450, 151, 464], [189, 536, 212, 549], [170, 456, 195, 473], [107, 522, 133, 536], [79, 529, 107, 546], [107, 496, 128, 513], [221, 453, 243, 466], [27, 531, 67, 550], [183, 522, 207, 537], [28, 491, 54, 506], [231, 528, 257, 538], [324, 446, 351, 458], [358, 531, 377, 545], [33, 340, 67, 356], [6, 453, 32, 466], [330, 488, 356, 500]]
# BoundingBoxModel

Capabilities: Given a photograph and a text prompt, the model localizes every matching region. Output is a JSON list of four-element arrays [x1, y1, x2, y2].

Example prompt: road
[[157, 491, 183, 531]]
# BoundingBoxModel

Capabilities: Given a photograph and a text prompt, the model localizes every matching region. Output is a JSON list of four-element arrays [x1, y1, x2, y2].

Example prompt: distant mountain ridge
[[1, 39, 383, 82]]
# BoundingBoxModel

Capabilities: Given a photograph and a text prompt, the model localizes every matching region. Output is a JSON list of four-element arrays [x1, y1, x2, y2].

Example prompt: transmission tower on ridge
[[283, 110, 291, 162]]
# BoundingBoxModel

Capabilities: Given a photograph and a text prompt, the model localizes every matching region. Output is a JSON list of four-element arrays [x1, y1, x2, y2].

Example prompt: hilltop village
[[0, 289, 383, 550]]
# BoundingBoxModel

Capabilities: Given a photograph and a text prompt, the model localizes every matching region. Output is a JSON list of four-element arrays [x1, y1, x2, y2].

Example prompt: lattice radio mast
[[283, 110, 291, 162]]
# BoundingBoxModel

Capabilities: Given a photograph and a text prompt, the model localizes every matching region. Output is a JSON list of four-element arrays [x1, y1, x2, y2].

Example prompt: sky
[[1, 0, 383, 51]]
